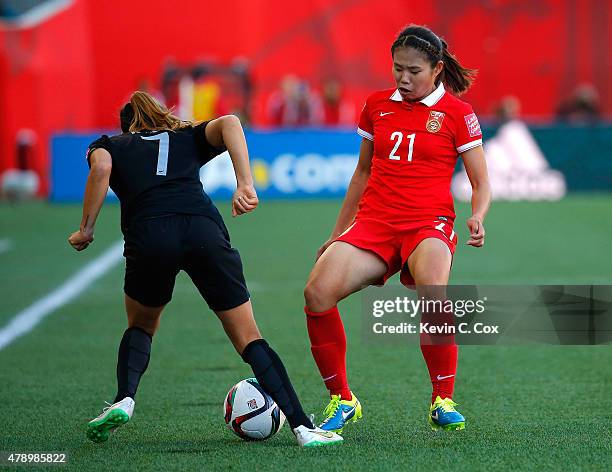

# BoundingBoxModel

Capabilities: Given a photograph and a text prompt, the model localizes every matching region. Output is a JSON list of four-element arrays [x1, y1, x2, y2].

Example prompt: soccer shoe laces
[[101, 400, 113, 413], [322, 395, 342, 422], [436, 398, 459, 413]]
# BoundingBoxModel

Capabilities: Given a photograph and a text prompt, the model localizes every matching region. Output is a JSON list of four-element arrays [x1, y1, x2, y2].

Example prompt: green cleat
[[318, 393, 362, 434], [428, 396, 465, 431], [86, 397, 134, 443]]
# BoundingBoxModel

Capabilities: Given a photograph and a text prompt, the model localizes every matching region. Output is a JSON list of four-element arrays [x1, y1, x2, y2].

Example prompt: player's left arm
[[68, 148, 112, 251], [205, 115, 258, 217], [461, 145, 491, 248]]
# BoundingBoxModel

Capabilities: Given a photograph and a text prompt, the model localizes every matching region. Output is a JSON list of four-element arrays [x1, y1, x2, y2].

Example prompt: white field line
[[0, 239, 12, 255], [0, 241, 124, 351]]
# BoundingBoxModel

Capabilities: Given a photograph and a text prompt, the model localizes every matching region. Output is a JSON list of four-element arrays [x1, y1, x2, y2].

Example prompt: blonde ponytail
[[122, 91, 192, 133]]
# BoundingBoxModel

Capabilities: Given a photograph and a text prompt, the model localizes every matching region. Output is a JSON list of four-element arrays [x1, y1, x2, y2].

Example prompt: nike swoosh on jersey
[[379, 112, 394, 116]]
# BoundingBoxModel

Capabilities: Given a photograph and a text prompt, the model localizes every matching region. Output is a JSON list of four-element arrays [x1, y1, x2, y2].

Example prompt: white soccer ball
[[223, 378, 285, 440]]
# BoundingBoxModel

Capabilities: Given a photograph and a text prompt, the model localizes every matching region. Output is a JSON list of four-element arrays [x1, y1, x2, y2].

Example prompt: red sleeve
[[454, 104, 483, 154], [356, 98, 373, 141]]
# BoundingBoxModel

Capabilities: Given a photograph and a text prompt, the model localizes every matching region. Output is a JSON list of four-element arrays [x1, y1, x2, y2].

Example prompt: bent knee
[[411, 257, 451, 287], [304, 278, 339, 313], [127, 310, 162, 337], [127, 319, 157, 337], [413, 268, 450, 291], [418, 273, 448, 284], [414, 274, 449, 287]]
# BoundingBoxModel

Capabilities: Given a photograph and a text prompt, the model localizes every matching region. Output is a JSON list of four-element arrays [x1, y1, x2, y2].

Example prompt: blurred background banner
[[1, 0, 611, 200], [50, 129, 361, 201], [50, 124, 612, 202]]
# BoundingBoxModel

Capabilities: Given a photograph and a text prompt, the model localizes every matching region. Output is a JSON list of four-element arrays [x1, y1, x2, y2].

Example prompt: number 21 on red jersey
[[389, 132, 416, 161]]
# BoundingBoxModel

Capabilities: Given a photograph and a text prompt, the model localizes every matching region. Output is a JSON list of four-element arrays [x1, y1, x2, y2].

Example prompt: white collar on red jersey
[[389, 82, 446, 107]]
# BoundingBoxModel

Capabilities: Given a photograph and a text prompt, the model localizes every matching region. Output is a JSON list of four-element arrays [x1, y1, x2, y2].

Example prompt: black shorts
[[123, 214, 250, 310]]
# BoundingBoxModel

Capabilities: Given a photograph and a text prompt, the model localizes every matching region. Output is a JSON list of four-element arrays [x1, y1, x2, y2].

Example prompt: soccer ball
[[223, 378, 285, 440]]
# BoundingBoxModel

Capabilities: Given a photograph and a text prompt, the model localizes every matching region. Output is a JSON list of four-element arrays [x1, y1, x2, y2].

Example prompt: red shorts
[[335, 217, 457, 287]]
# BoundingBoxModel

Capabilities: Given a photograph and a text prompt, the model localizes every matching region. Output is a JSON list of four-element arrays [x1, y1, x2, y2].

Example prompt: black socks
[[114, 327, 152, 403], [241, 339, 314, 429], [113, 331, 313, 431]]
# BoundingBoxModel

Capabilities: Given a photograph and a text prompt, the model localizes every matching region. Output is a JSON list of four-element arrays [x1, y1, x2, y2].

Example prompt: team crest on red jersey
[[426, 111, 445, 133], [464, 113, 481, 137]]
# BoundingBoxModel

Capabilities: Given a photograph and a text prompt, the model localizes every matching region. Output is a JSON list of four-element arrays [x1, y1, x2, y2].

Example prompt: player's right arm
[[316, 137, 373, 259], [68, 148, 112, 251]]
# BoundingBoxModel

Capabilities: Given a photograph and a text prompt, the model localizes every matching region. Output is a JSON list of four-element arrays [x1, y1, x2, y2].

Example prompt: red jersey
[[356, 83, 482, 224]]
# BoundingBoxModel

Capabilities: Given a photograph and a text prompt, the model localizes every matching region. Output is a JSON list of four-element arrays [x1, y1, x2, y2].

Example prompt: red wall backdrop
[[0, 0, 94, 194], [1, 0, 611, 194]]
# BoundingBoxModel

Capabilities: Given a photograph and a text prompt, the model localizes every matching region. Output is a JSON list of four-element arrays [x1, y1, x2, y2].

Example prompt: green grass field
[[0, 196, 611, 471]]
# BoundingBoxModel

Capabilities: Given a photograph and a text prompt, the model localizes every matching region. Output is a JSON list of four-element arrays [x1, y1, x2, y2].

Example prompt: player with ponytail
[[390, 25, 476, 95], [304, 24, 491, 433], [70, 91, 343, 447]]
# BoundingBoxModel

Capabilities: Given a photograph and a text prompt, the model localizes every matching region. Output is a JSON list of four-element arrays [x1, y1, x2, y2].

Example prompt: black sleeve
[[86, 135, 113, 168], [193, 121, 228, 165]]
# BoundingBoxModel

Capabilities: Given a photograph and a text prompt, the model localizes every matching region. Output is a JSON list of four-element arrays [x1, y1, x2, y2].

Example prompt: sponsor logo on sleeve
[[464, 113, 481, 137], [426, 110, 445, 133]]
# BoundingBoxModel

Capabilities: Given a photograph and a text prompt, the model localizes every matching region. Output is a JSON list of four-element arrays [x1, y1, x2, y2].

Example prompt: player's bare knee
[[127, 310, 161, 337], [128, 319, 157, 337], [303, 281, 320, 308], [415, 271, 449, 290], [304, 279, 337, 312]]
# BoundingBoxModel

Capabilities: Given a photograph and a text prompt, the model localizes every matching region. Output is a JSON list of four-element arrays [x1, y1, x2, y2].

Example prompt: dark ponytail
[[391, 25, 477, 95], [439, 38, 477, 95]]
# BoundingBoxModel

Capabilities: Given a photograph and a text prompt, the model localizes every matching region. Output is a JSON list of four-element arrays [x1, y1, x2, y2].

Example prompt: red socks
[[305, 304, 457, 404], [305, 305, 352, 400], [420, 344, 458, 403], [420, 306, 458, 403]]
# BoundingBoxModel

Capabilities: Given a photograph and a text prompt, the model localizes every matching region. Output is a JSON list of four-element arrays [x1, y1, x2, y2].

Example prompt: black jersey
[[86, 122, 226, 233]]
